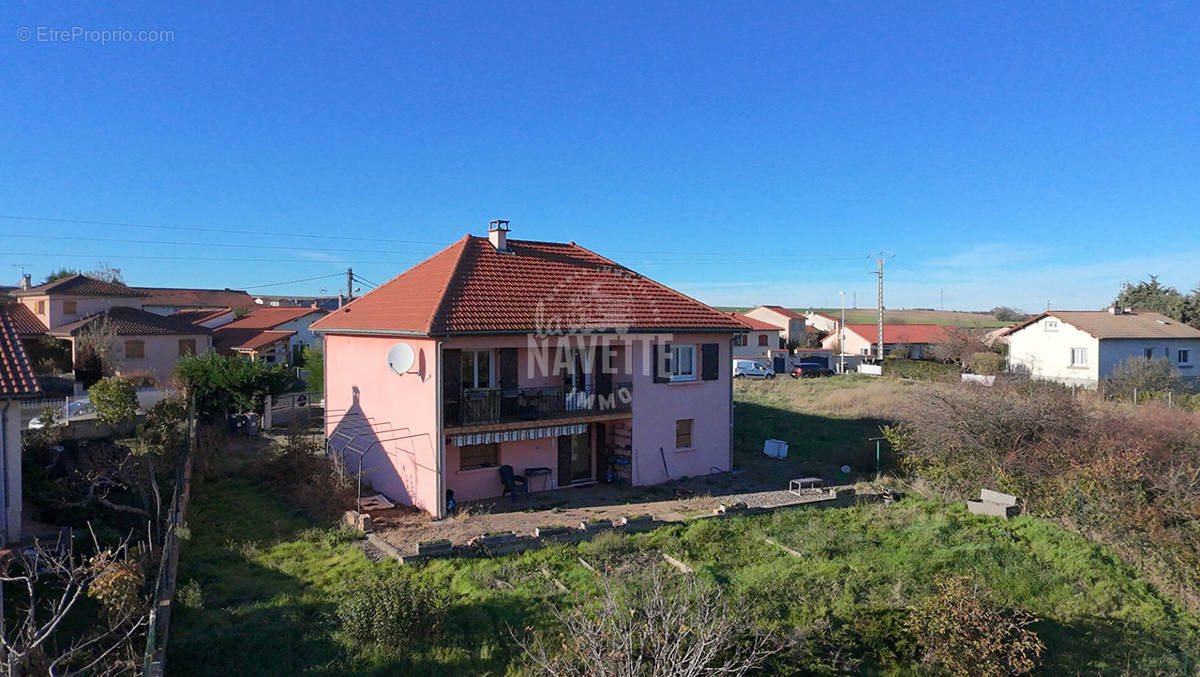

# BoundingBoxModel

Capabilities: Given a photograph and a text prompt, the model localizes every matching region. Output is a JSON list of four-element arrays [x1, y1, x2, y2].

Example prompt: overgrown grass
[[171, 465, 1200, 675]]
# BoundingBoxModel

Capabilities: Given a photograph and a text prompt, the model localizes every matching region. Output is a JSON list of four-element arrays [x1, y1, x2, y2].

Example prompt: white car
[[733, 359, 775, 379], [27, 399, 94, 429]]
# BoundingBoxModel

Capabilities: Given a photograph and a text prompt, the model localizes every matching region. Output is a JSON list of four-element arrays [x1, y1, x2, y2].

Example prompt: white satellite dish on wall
[[386, 342, 416, 375]]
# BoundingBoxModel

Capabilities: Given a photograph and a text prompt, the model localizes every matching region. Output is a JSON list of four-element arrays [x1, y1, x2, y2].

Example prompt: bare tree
[[929, 325, 989, 365], [518, 568, 775, 677], [74, 317, 118, 388], [0, 530, 150, 677]]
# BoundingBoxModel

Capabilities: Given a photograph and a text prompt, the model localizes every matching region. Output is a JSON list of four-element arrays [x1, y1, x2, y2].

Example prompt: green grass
[[170, 384, 1200, 675]]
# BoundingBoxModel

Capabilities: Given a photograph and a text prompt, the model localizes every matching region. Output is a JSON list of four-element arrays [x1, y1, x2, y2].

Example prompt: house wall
[[269, 312, 325, 362], [323, 333, 442, 515], [197, 311, 235, 328], [805, 313, 839, 333], [20, 294, 142, 331], [1097, 338, 1200, 381], [823, 328, 874, 356], [630, 333, 732, 486], [1007, 316, 1099, 385], [743, 308, 806, 343], [445, 437, 561, 501], [1, 400, 21, 543], [110, 333, 212, 385], [731, 330, 779, 359]]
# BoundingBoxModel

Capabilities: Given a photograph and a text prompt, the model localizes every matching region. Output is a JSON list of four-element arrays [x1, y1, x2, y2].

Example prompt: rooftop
[[841, 323, 951, 344], [48, 306, 211, 337], [213, 328, 296, 352], [726, 312, 781, 332], [0, 305, 40, 397], [312, 235, 744, 335], [222, 306, 326, 330], [169, 307, 234, 325], [1005, 310, 1200, 340], [135, 286, 257, 310], [3, 303, 47, 337], [14, 274, 144, 298], [750, 305, 804, 319]]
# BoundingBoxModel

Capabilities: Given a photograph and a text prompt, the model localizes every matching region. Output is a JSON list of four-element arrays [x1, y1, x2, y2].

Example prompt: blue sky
[[3, 2, 1199, 312]]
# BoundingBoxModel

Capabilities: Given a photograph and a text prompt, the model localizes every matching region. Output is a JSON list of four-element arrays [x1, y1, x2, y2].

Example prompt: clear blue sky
[[3, 2, 1199, 312]]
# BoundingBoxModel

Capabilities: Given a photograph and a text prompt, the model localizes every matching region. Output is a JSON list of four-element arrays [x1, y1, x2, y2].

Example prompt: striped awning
[[450, 423, 587, 447]]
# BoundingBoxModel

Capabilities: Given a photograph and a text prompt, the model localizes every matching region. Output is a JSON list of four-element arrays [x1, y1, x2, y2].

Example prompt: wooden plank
[[661, 552, 694, 573], [763, 536, 803, 559]]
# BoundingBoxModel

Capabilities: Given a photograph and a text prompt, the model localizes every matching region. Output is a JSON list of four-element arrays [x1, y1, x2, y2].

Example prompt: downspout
[[727, 337, 734, 473], [1, 400, 11, 543], [435, 339, 446, 520]]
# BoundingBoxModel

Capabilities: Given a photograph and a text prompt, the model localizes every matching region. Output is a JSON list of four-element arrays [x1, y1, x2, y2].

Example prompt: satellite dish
[[386, 342, 416, 375]]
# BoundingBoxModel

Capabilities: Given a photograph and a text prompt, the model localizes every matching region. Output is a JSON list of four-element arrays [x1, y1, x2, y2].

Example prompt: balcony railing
[[445, 383, 633, 428]]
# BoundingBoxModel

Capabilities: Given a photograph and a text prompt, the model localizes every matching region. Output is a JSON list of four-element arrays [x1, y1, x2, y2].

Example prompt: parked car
[[27, 399, 94, 429], [733, 359, 775, 379], [790, 362, 834, 378]]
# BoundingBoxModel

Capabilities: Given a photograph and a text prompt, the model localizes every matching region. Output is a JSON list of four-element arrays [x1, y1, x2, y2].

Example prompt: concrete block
[[979, 489, 1017, 507], [342, 510, 372, 533], [578, 519, 614, 532], [416, 539, 452, 556], [470, 531, 518, 548], [967, 500, 1019, 519], [619, 514, 655, 531], [534, 525, 572, 539]]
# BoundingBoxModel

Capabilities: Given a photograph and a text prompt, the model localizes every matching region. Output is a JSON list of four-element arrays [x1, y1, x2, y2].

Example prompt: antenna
[[386, 342, 416, 375]]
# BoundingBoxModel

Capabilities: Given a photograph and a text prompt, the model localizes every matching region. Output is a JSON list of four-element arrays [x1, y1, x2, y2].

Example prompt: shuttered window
[[125, 340, 146, 359], [675, 419, 693, 449], [459, 443, 499, 470]]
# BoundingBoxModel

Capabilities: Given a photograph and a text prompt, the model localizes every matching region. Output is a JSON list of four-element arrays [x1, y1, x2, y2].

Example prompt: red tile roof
[[48, 307, 211, 337], [135, 287, 257, 310], [222, 306, 326, 330], [312, 236, 745, 335], [213, 328, 295, 352], [169, 308, 233, 325], [3, 303, 46, 337], [726, 312, 781, 332], [14, 274, 144, 298], [842, 323, 951, 345], [0, 305, 40, 397], [751, 305, 804, 319]]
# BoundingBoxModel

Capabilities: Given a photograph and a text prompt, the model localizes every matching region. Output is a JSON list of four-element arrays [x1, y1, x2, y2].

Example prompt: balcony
[[444, 383, 633, 429]]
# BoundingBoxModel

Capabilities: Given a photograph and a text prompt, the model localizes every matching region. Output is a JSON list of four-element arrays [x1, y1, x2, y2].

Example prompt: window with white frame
[[460, 350, 493, 388], [1179, 349, 1191, 365], [670, 345, 697, 381], [1069, 347, 1087, 367], [1044, 320, 1059, 332]]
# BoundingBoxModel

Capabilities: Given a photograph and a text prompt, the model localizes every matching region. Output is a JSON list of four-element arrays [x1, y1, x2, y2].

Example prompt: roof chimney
[[488, 219, 511, 253], [19, 273, 31, 290]]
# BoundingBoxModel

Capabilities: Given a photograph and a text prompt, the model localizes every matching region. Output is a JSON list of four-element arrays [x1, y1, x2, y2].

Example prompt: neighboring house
[[213, 306, 327, 365], [47, 307, 212, 385], [983, 325, 1012, 347], [1, 304, 41, 543], [254, 295, 344, 311], [742, 305, 807, 346], [804, 311, 840, 334], [12, 274, 212, 386], [727, 312, 789, 371], [13, 273, 147, 330], [820, 323, 950, 359], [312, 223, 744, 517], [134, 286, 257, 315], [1004, 308, 1200, 387], [170, 307, 236, 329]]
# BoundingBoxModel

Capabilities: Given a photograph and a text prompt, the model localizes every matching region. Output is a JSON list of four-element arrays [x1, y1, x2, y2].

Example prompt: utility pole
[[347, 267, 354, 301], [876, 257, 884, 359], [839, 291, 846, 374]]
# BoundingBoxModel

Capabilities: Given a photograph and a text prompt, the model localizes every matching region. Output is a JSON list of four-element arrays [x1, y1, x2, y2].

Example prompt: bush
[[906, 575, 1043, 677], [174, 352, 290, 416], [89, 377, 139, 427], [965, 352, 1004, 375], [1106, 356, 1183, 397], [336, 568, 447, 652], [301, 346, 323, 392]]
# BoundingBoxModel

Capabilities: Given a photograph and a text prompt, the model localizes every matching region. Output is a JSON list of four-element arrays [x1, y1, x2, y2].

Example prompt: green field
[[719, 306, 1013, 328], [170, 380, 1200, 676]]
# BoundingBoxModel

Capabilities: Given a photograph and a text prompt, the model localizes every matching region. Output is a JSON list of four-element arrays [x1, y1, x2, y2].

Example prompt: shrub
[[906, 576, 1043, 677], [174, 352, 290, 416], [965, 352, 1004, 375], [336, 568, 447, 651], [89, 376, 139, 427], [1106, 356, 1183, 397], [301, 345, 323, 392], [520, 569, 775, 677]]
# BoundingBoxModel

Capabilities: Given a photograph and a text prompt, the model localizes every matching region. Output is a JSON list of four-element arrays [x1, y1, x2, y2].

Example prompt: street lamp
[[839, 291, 846, 374]]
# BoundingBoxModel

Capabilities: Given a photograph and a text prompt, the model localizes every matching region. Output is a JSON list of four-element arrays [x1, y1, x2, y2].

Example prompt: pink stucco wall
[[323, 331, 733, 515], [630, 333, 732, 486], [21, 295, 143, 331], [324, 334, 442, 515], [70, 333, 210, 386]]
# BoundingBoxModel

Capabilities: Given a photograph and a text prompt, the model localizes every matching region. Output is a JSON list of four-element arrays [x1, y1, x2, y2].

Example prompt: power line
[[0, 214, 446, 245], [240, 273, 347, 290], [0, 231, 439, 256], [0, 251, 420, 265]]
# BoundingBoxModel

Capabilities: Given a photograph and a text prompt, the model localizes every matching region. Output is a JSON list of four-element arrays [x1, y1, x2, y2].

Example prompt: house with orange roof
[[820, 323, 951, 359], [312, 221, 744, 517], [726, 312, 787, 367], [12, 274, 212, 387], [1, 303, 41, 542], [213, 305, 327, 365], [741, 305, 807, 346]]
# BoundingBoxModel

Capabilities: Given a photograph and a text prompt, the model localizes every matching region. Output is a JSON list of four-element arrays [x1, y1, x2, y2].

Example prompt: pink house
[[312, 222, 744, 518]]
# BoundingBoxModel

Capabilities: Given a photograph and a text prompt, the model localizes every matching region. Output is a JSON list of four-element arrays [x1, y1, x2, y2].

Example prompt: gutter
[[435, 339, 446, 520]]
